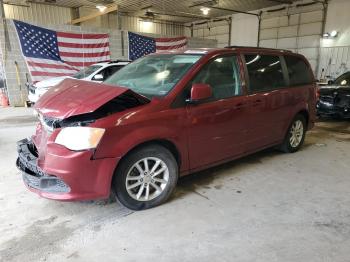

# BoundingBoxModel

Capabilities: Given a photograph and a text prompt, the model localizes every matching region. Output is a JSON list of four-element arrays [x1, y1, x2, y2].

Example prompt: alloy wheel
[[289, 120, 304, 148], [125, 157, 169, 201]]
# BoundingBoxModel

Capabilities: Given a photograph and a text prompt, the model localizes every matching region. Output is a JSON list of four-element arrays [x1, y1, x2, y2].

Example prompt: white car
[[28, 60, 129, 104]]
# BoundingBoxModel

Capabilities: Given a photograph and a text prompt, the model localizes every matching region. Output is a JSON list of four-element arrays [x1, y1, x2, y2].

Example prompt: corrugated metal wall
[[4, 3, 72, 25], [121, 16, 184, 36], [259, 3, 325, 73], [186, 18, 231, 48], [3, 3, 185, 36], [318, 46, 350, 79]]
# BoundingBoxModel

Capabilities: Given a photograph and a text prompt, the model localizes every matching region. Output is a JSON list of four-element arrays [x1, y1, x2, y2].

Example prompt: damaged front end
[[317, 87, 350, 118], [36, 90, 150, 132], [16, 79, 150, 200], [16, 138, 71, 193]]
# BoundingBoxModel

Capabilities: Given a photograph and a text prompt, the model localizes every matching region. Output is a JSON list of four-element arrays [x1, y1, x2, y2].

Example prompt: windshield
[[104, 54, 202, 98], [334, 72, 350, 86], [72, 65, 103, 79]]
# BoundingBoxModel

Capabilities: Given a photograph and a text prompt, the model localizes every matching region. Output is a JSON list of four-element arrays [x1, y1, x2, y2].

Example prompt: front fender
[[93, 114, 188, 171]]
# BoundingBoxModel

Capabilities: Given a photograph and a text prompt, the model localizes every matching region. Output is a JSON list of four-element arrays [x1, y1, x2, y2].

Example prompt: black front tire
[[112, 145, 178, 210], [279, 114, 307, 153]]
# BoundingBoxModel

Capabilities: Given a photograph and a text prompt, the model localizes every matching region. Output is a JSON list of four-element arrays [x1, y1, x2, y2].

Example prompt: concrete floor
[[0, 107, 350, 262]]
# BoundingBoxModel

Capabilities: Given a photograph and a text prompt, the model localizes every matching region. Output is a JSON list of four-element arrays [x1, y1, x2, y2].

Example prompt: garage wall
[[0, 18, 217, 106], [3, 3, 72, 25], [259, 2, 324, 73], [231, 13, 259, 47], [79, 7, 185, 36], [318, 0, 350, 80], [3, 3, 185, 36], [185, 18, 231, 48], [120, 15, 184, 36]]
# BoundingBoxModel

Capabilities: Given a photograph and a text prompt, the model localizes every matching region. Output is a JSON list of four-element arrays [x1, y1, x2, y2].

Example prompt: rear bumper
[[16, 138, 119, 201]]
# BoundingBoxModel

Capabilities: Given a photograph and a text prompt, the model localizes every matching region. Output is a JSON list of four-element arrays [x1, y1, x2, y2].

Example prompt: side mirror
[[93, 74, 104, 81], [187, 83, 213, 104], [328, 80, 334, 85]]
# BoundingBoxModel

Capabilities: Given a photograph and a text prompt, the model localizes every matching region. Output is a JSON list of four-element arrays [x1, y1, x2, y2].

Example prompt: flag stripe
[[58, 42, 109, 48], [59, 46, 110, 53], [57, 36, 109, 45], [27, 61, 79, 71], [59, 51, 110, 58], [31, 71, 75, 77], [155, 37, 187, 42], [59, 55, 111, 63], [28, 67, 78, 75], [156, 42, 187, 51], [57, 32, 109, 39], [156, 39, 187, 47], [64, 61, 105, 67]]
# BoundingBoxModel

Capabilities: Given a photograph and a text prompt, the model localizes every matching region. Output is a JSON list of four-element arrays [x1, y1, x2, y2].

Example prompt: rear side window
[[245, 55, 286, 92], [284, 55, 313, 86]]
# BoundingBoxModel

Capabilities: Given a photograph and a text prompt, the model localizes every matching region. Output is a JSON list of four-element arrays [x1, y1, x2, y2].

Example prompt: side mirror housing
[[187, 83, 213, 104], [93, 74, 104, 81]]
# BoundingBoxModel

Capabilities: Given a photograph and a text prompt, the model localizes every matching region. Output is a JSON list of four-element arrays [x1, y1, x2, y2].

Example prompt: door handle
[[234, 102, 247, 110], [252, 99, 263, 107]]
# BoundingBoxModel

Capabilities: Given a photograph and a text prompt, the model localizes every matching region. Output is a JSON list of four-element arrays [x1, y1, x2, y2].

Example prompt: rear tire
[[112, 145, 178, 210], [279, 114, 306, 153]]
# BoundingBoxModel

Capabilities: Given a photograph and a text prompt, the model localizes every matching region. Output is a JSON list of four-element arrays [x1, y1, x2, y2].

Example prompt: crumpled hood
[[34, 78, 144, 119], [34, 76, 71, 89]]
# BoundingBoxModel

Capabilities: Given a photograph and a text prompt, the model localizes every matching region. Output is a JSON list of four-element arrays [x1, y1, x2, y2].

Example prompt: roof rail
[[224, 46, 292, 53], [109, 60, 131, 63]]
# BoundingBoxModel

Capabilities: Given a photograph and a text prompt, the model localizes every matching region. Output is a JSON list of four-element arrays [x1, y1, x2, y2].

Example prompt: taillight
[[315, 87, 320, 100]]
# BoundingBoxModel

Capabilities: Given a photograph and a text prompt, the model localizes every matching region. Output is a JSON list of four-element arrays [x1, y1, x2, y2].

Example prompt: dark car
[[317, 71, 350, 118], [16, 47, 316, 210]]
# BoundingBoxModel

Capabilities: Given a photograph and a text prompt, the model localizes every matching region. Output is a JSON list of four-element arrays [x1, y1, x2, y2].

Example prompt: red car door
[[243, 54, 290, 151], [185, 55, 249, 170]]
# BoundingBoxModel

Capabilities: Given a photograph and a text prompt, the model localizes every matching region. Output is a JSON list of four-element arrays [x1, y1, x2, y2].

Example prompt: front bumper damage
[[16, 138, 70, 193], [317, 101, 350, 118], [16, 137, 119, 201]]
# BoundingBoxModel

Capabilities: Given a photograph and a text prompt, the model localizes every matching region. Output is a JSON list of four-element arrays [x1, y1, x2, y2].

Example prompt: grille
[[320, 96, 334, 103]]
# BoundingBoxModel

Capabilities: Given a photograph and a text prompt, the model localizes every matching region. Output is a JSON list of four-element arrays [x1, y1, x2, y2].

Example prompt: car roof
[[156, 46, 295, 56], [93, 60, 130, 67]]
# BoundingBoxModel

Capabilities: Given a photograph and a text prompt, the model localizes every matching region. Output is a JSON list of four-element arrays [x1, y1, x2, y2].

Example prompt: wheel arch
[[297, 109, 309, 125], [112, 139, 181, 179]]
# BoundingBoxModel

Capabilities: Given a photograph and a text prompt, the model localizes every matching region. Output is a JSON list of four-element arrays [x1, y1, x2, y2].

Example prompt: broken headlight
[[55, 127, 105, 151]]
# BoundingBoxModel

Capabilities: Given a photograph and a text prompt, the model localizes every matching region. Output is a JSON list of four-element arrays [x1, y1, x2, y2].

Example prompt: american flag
[[14, 20, 111, 82], [128, 32, 187, 60]]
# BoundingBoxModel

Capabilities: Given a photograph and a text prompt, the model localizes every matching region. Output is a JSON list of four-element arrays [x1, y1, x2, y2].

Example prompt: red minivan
[[16, 47, 316, 210]]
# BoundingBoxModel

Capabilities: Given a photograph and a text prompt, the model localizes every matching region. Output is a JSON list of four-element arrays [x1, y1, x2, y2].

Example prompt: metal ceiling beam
[[70, 4, 118, 25], [267, 0, 293, 4], [145, 10, 209, 20], [0, 0, 11, 51], [200, 5, 260, 17]]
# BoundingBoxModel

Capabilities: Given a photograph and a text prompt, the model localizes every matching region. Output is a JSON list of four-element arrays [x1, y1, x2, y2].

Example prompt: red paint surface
[[29, 48, 316, 200]]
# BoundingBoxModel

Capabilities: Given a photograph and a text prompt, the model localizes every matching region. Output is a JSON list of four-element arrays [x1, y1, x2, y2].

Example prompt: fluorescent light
[[269, 60, 280, 67], [200, 7, 210, 15], [156, 70, 170, 80], [330, 30, 338, 37], [246, 55, 260, 65], [141, 20, 153, 30], [96, 5, 107, 12]]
